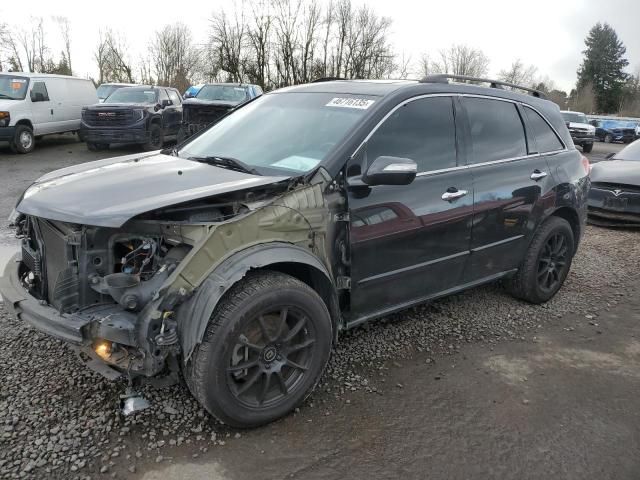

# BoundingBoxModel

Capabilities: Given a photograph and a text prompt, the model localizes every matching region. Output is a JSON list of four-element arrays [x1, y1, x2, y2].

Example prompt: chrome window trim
[[351, 92, 570, 178]]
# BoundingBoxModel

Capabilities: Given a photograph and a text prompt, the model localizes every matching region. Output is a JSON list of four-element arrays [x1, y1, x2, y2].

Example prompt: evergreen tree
[[577, 22, 629, 113]]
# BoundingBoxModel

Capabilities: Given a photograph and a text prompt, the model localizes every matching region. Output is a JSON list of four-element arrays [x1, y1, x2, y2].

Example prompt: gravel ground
[[1, 223, 638, 480]]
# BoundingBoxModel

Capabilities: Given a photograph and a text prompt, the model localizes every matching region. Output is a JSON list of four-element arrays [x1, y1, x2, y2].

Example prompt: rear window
[[525, 107, 564, 153], [464, 97, 527, 164]]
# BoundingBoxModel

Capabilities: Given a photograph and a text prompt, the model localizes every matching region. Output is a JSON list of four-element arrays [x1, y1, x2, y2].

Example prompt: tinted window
[[525, 107, 564, 153], [366, 97, 456, 173], [30, 81, 49, 102], [168, 90, 181, 105], [464, 97, 526, 163], [106, 87, 157, 104]]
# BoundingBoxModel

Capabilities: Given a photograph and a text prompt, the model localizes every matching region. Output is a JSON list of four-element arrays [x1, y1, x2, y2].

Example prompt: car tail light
[[581, 155, 591, 175]]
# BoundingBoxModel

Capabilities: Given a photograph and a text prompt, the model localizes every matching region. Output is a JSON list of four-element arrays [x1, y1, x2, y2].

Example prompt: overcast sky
[[1, 0, 639, 92]]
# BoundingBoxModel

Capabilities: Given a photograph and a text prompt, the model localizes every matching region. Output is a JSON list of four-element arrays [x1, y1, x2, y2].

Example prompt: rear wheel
[[10, 125, 35, 154], [582, 143, 593, 153], [604, 134, 613, 143], [506, 216, 575, 304], [185, 271, 332, 428]]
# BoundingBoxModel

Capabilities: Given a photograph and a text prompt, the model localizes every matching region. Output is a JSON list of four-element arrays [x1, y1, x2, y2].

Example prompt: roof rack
[[420, 74, 545, 98]]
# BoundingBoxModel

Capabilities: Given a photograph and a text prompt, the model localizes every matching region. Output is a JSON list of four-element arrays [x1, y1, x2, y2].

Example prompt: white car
[[0, 73, 98, 153], [560, 110, 596, 153]]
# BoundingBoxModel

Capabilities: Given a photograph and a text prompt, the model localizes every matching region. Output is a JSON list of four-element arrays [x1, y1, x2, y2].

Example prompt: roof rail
[[420, 74, 545, 98], [311, 77, 345, 83]]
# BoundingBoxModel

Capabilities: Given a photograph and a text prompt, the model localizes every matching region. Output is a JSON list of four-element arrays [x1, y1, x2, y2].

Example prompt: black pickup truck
[[81, 86, 183, 151], [178, 83, 262, 142]]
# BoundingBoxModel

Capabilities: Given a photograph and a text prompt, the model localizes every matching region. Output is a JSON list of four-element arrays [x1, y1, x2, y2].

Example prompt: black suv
[[1, 76, 589, 428], [81, 86, 183, 151]]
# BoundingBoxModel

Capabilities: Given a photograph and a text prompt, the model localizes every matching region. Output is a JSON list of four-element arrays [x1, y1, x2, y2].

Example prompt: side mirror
[[362, 156, 417, 186], [161, 99, 172, 108]]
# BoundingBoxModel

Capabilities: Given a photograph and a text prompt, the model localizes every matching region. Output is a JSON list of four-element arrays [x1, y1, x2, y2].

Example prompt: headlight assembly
[[0, 111, 10, 127]]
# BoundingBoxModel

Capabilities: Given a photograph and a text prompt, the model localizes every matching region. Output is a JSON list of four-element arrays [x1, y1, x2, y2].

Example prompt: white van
[[0, 73, 98, 153]]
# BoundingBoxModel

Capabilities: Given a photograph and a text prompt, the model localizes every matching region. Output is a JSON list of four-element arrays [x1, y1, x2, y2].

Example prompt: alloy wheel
[[536, 232, 569, 293], [226, 306, 316, 408]]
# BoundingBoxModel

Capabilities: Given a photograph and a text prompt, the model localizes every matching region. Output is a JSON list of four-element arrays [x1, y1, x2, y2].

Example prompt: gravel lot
[[0, 138, 638, 479]]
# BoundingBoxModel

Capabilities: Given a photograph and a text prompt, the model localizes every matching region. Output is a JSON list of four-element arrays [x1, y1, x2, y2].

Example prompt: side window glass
[[464, 97, 526, 163], [524, 107, 564, 153], [158, 88, 169, 103], [168, 90, 181, 105], [365, 97, 457, 173], [30, 81, 49, 102]]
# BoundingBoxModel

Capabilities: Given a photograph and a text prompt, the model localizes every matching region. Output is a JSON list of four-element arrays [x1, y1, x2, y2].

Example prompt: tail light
[[581, 155, 591, 175]]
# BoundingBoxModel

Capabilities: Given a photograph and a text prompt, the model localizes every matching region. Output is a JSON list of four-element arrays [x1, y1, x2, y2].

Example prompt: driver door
[[348, 96, 474, 321]]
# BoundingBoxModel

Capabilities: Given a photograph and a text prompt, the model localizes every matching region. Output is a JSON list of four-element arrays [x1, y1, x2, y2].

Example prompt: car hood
[[88, 102, 152, 109], [16, 152, 290, 227], [590, 160, 640, 185], [568, 122, 594, 131], [0, 98, 23, 109], [183, 98, 239, 108]]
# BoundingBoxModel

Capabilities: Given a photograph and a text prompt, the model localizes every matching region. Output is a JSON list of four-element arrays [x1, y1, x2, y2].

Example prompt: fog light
[[94, 340, 113, 360]]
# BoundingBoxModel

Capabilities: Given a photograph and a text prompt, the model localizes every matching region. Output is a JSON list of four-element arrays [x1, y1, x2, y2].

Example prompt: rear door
[[461, 96, 559, 283], [348, 95, 474, 321]]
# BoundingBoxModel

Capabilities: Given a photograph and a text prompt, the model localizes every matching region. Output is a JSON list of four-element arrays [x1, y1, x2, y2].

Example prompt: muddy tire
[[10, 125, 35, 154], [506, 216, 575, 304], [185, 271, 332, 428], [142, 123, 163, 151], [582, 143, 593, 153]]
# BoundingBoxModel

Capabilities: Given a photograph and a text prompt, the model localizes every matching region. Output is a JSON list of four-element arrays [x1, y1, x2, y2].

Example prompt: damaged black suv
[[0, 76, 589, 428]]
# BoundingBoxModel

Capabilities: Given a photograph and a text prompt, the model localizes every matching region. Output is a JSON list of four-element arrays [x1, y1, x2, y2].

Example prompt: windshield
[[196, 85, 249, 103], [179, 92, 377, 174], [97, 84, 121, 100], [0, 75, 29, 100], [561, 112, 588, 124], [614, 139, 640, 161], [105, 87, 157, 104]]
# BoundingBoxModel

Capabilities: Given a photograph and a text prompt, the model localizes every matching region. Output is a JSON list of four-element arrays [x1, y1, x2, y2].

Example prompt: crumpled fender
[[176, 242, 334, 363]]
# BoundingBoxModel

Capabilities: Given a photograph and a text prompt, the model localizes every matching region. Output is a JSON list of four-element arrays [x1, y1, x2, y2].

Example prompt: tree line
[[1, 6, 638, 116]]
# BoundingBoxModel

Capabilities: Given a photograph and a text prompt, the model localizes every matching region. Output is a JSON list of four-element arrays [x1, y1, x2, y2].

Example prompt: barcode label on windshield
[[326, 97, 375, 109]]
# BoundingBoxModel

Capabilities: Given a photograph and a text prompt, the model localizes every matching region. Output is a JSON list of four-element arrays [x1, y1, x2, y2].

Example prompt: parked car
[[588, 139, 640, 227], [0, 72, 97, 153], [80, 86, 183, 151], [178, 83, 263, 141], [590, 119, 636, 143], [0, 75, 588, 428], [96, 82, 139, 103], [560, 110, 595, 153]]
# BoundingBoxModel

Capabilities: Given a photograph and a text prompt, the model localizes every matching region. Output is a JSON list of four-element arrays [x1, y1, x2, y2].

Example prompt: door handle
[[530, 170, 548, 181], [441, 188, 468, 202]]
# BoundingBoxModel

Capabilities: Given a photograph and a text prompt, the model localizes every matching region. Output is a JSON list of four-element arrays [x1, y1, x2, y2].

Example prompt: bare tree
[[246, 1, 272, 88], [54, 16, 72, 74], [431, 44, 490, 78], [209, 8, 247, 82], [149, 23, 200, 91], [498, 59, 538, 87], [93, 30, 135, 84], [0, 24, 22, 71]]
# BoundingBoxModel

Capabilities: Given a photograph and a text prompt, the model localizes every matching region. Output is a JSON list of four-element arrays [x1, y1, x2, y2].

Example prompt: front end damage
[[0, 170, 344, 409]]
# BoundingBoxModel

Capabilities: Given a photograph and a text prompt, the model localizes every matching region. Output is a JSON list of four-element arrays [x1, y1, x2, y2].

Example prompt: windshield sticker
[[326, 97, 375, 109], [11, 79, 26, 89], [272, 155, 321, 171]]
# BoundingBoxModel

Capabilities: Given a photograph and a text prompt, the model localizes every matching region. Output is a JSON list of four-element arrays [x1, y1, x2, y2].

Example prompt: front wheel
[[142, 123, 163, 151], [604, 134, 613, 143], [185, 271, 333, 428], [506, 216, 575, 304], [10, 125, 35, 154]]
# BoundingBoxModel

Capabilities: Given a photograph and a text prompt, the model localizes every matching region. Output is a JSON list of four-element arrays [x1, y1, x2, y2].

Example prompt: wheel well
[[260, 262, 341, 341], [551, 207, 580, 251], [15, 119, 33, 130]]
